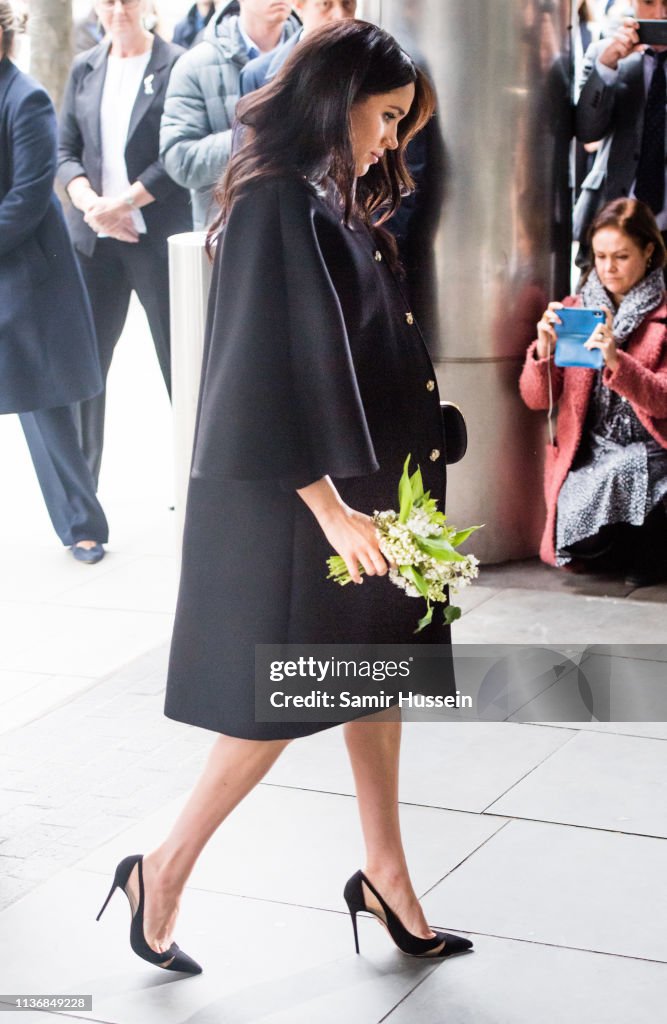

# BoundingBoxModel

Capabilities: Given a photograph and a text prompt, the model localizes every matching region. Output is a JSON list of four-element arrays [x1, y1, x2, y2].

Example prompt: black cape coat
[[0, 58, 101, 414], [165, 176, 449, 739]]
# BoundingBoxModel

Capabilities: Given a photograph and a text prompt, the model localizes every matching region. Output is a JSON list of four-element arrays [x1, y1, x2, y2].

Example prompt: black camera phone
[[637, 20, 667, 47]]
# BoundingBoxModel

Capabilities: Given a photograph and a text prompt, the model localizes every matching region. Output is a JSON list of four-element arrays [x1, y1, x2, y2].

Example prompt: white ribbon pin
[[143, 74, 154, 96]]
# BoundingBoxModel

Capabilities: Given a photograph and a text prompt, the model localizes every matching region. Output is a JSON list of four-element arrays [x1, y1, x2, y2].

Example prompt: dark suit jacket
[[57, 34, 192, 257], [239, 31, 301, 95], [0, 57, 102, 413], [574, 43, 646, 241]]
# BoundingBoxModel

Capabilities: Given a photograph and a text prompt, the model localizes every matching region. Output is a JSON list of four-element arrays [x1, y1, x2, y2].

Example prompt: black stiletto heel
[[96, 854, 202, 974], [343, 870, 473, 958]]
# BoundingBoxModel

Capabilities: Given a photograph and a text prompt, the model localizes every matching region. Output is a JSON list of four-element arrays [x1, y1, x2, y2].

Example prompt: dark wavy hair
[[207, 19, 436, 252], [588, 197, 666, 272]]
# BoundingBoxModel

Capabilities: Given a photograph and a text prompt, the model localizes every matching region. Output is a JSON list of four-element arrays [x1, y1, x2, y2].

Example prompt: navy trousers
[[18, 405, 109, 547], [74, 235, 171, 487]]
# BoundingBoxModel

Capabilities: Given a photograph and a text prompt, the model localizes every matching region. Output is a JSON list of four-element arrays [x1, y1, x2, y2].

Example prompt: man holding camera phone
[[574, 1, 667, 257]]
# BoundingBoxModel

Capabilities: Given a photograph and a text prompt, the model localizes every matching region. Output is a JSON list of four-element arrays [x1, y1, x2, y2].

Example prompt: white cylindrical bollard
[[168, 232, 212, 542]]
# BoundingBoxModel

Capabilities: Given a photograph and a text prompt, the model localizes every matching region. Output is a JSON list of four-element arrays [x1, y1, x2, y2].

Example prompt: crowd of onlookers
[[2, 1, 367, 564], [2, 0, 666, 585], [525, 1, 667, 586]]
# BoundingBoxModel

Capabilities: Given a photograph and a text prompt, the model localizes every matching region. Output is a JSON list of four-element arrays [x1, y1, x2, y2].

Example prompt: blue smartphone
[[554, 308, 605, 369]]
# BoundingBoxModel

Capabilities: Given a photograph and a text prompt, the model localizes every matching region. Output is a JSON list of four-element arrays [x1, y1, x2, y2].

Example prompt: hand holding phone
[[554, 308, 606, 369], [536, 301, 564, 359], [636, 19, 667, 48]]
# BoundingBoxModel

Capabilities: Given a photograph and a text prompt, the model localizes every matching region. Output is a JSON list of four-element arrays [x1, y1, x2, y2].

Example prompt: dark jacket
[[239, 30, 301, 95], [172, 3, 215, 50], [574, 42, 647, 242], [57, 33, 192, 257], [0, 57, 102, 414], [160, 0, 300, 228]]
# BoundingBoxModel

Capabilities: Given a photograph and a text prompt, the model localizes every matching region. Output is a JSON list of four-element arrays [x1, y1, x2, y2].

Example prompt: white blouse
[[99, 46, 152, 235]]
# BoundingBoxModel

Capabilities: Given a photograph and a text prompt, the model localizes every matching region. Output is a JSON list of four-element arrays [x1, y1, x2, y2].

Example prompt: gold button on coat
[[429, 449, 440, 461], [374, 250, 383, 262], [405, 312, 414, 325], [426, 379, 435, 391]]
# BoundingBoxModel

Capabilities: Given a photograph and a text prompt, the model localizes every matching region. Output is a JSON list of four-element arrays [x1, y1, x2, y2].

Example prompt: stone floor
[[1, 298, 666, 1022]]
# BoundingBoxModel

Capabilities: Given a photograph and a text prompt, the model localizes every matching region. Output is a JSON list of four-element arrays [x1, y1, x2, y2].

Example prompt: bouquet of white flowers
[[327, 456, 482, 633]]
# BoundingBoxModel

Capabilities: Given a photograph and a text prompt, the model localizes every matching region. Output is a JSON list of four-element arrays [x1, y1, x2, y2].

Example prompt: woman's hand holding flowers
[[297, 478, 388, 584]]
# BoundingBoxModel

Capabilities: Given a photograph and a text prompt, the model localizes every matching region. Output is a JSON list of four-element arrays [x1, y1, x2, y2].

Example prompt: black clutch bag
[[440, 401, 467, 465]]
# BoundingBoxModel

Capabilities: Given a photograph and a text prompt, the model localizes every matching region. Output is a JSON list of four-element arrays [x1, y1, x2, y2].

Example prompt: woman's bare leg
[[343, 712, 433, 938], [127, 734, 290, 951]]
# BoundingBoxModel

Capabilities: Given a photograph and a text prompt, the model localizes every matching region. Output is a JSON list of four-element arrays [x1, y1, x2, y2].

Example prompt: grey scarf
[[581, 267, 665, 344]]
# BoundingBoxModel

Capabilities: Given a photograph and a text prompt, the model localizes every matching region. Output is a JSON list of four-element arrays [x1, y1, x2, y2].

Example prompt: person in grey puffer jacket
[[160, 0, 300, 229]]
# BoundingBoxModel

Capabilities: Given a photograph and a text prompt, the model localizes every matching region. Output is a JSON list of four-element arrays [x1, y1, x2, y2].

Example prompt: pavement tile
[[0, 603, 174, 678], [0, 823, 74, 859], [62, 814, 139, 850], [488, 729, 667, 837], [0, 874, 34, 910], [0, 675, 99, 735], [479, 558, 637, 599], [0, 791, 26, 814], [0, 671, 52, 704], [575, 722, 667, 740], [265, 721, 576, 814], [0, 1015, 96, 1024], [509, 652, 667, 723], [385, 934, 667, 1024], [423, 819, 667, 962], [0, 849, 82, 881], [46, 555, 179, 615], [453, 588, 667, 645], [78, 786, 508, 915], [0, 805, 46, 840]]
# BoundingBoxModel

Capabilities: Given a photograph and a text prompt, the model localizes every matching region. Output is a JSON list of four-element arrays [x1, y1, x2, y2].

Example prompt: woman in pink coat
[[520, 198, 667, 587]]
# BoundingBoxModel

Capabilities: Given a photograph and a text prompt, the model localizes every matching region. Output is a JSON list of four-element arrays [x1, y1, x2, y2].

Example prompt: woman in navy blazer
[[0, 2, 109, 563], [58, 0, 191, 487]]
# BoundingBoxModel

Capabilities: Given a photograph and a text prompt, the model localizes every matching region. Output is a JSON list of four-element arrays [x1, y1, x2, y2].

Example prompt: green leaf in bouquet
[[398, 455, 414, 523], [444, 604, 462, 625], [416, 493, 442, 520], [449, 525, 484, 548], [415, 601, 433, 633], [415, 536, 467, 562], [409, 464, 424, 502], [399, 564, 430, 598]]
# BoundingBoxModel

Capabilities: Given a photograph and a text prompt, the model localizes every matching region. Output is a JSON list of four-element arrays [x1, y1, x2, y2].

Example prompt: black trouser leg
[[75, 240, 132, 487], [121, 236, 172, 397], [19, 405, 109, 547]]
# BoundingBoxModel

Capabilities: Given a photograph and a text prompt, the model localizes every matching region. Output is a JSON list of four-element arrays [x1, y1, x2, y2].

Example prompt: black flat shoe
[[71, 542, 105, 565], [96, 853, 202, 974], [343, 870, 473, 958]]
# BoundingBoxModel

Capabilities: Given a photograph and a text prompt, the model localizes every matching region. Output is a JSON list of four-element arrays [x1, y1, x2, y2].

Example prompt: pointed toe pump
[[344, 870, 473, 959], [96, 854, 202, 975]]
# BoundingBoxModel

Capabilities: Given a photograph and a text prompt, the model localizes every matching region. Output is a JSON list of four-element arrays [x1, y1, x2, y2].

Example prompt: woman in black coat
[[0, 3, 108, 563], [96, 22, 473, 975], [57, 0, 191, 487]]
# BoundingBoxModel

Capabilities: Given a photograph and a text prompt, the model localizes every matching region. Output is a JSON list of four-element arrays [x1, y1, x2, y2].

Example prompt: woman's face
[[96, 0, 144, 36], [349, 82, 416, 177], [592, 227, 655, 298]]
